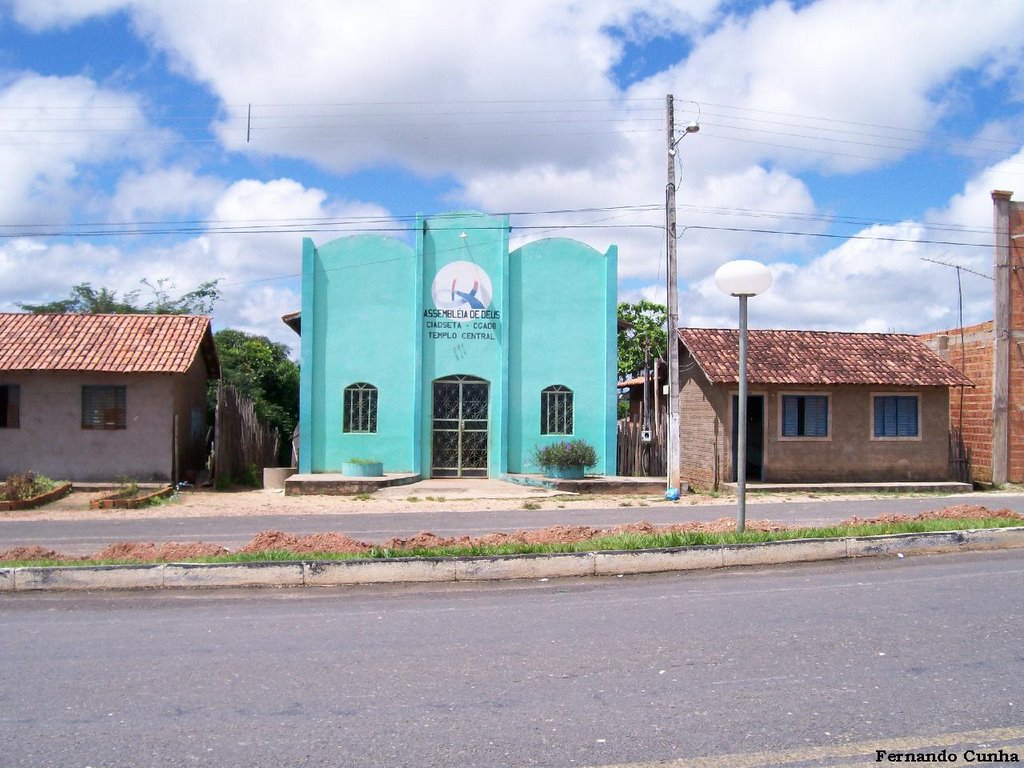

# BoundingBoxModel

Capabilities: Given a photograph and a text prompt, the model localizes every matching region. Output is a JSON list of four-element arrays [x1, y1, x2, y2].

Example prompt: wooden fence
[[616, 418, 666, 477], [213, 384, 279, 483], [949, 427, 972, 484]]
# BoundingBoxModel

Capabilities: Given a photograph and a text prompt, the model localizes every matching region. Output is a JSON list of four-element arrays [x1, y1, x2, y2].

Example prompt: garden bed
[[89, 485, 175, 510], [0, 482, 73, 512]]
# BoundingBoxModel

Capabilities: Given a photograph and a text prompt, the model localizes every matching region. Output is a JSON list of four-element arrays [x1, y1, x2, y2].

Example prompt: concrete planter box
[[341, 461, 384, 478], [543, 466, 586, 480], [262, 467, 297, 489], [0, 482, 72, 512]]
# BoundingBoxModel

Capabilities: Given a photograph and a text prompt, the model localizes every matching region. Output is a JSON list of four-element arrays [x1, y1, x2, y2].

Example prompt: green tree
[[617, 299, 667, 379], [19, 278, 221, 315], [212, 329, 300, 464]]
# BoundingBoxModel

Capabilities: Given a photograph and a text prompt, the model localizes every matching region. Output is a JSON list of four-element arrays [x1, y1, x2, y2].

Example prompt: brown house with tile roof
[[0, 313, 219, 482], [676, 328, 973, 489]]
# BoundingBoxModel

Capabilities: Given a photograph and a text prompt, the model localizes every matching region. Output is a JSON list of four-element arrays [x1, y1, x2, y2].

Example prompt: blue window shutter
[[896, 396, 918, 437], [782, 396, 799, 436], [874, 397, 886, 437], [805, 396, 828, 437], [874, 395, 918, 437]]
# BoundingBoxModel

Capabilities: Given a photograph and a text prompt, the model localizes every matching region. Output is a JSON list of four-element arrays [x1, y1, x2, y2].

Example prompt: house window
[[541, 385, 573, 435], [781, 394, 829, 438], [343, 383, 377, 433], [873, 395, 919, 438], [82, 385, 126, 430], [0, 384, 19, 428]]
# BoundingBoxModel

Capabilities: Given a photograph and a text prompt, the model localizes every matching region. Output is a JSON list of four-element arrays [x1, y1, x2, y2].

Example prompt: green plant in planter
[[531, 440, 598, 478], [347, 458, 378, 465], [3, 472, 57, 501], [114, 476, 140, 499]]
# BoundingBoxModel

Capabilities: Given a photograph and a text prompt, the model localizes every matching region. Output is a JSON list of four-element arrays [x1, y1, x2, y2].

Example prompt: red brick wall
[[919, 196, 1024, 484], [920, 322, 994, 483]]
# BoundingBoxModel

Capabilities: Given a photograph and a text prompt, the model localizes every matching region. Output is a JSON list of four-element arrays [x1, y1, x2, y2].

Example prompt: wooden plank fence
[[949, 427, 972, 484], [616, 418, 666, 477], [213, 384, 279, 484]]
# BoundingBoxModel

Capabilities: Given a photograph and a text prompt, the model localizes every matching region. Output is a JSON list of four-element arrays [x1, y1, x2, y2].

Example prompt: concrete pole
[[992, 190, 1012, 486], [666, 94, 681, 491]]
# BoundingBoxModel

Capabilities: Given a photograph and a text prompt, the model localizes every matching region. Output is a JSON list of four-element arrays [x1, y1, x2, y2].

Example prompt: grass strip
[[1, 517, 1020, 569]]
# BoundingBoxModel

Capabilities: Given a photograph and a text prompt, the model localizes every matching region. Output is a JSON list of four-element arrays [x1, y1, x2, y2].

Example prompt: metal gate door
[[432, 376, 489, 478]]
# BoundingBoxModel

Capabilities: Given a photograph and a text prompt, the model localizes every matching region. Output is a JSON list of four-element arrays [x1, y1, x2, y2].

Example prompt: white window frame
[[870, 392, 922, 442], [777, 391, 832, 442]]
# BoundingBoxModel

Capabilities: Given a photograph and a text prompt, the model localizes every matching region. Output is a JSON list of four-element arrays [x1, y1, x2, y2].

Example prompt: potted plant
[[341, 458, 384, 477], [531, 439, 598, 479]]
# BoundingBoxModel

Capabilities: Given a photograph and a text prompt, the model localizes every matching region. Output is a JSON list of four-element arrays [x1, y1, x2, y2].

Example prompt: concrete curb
[[2, 526, 1023, 592]]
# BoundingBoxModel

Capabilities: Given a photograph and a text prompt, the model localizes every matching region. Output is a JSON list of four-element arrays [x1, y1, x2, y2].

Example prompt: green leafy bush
[[531, 440, 598, 470], [239, 464, 260, 487], [347, 458, 380, 465], [3, 472, 57, 501]]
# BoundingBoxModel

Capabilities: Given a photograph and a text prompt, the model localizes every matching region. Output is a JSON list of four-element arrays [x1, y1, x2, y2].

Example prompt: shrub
[[3, 472, 57, 501], [239, 463, 260, 487], [531, 440, 598, 470], [347, 458, 379, 465], [115, 476, 140, 499]]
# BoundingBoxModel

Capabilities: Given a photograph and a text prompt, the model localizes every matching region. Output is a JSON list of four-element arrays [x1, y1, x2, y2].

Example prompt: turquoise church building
[[295, 211, 617, 478]]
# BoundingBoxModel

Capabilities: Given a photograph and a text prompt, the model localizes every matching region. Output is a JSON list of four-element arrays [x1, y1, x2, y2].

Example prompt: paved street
[[1, 550, 1022, 767], [1, 492, 1022, 555]]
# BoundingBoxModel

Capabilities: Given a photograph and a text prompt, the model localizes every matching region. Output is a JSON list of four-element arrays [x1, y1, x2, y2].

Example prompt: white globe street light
[[714, 259, 773, 532], [713, 259, 774, 297]]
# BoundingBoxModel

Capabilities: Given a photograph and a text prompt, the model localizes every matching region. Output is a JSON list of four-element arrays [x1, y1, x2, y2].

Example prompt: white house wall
[[0, 370, 179, 482]]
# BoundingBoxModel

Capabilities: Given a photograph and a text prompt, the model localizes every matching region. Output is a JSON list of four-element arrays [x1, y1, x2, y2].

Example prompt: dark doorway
[[731, 394, 765, 482], [431, 375, 489, 478]]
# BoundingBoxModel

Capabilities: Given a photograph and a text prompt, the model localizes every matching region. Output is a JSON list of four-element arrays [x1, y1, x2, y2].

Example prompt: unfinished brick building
[[921, 190, 1024, 485]]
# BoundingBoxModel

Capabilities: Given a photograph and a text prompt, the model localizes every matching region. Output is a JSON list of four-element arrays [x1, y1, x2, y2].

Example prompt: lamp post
[[713, 259, 773, 532]]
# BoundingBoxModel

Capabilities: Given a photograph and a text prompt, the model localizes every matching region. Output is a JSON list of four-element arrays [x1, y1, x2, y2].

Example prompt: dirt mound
[[0, 545, 63, 561], [93, 541, 229, 561], [839, 504, 1024, 527], [238, 530, 372, 555], [610, 517, 786, 536]]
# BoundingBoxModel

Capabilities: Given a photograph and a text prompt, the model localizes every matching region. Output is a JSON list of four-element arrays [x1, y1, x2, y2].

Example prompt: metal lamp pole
[[714, 260, 773, 533], [736, 293, 750, 531]]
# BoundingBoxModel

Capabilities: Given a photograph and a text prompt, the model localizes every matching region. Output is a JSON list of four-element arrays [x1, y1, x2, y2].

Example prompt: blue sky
[[1, 0, 1023, 352]]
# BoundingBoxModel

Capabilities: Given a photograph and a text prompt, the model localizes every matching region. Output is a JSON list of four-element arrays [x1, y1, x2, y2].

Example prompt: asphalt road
[[2, 493, 1023, 556], [1, 550, 1022, 767]]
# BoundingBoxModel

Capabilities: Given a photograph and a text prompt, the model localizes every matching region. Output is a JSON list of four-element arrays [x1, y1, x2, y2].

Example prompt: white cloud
[[7, 0, 127, 30], [9, 0, 723, 177], [6, 0, 1024, 347], [636, 0, 1024, 175], [2, 176, 397, 352], [0, 73, 151, 222], [110, 168, 226, 221]]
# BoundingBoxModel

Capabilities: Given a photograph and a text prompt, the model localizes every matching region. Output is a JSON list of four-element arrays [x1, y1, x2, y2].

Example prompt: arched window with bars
[[541, 385, 573, 435], [343, 383, 378, 433]]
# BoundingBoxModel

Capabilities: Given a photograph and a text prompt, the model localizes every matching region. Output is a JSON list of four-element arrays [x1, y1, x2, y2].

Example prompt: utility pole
[[665, 94, 699, 492], [665, 94, 681, 492]]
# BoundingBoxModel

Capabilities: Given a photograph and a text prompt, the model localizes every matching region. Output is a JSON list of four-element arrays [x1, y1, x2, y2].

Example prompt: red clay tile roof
[[678, 328, 973, 387], [0, 313, 219, 377]]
